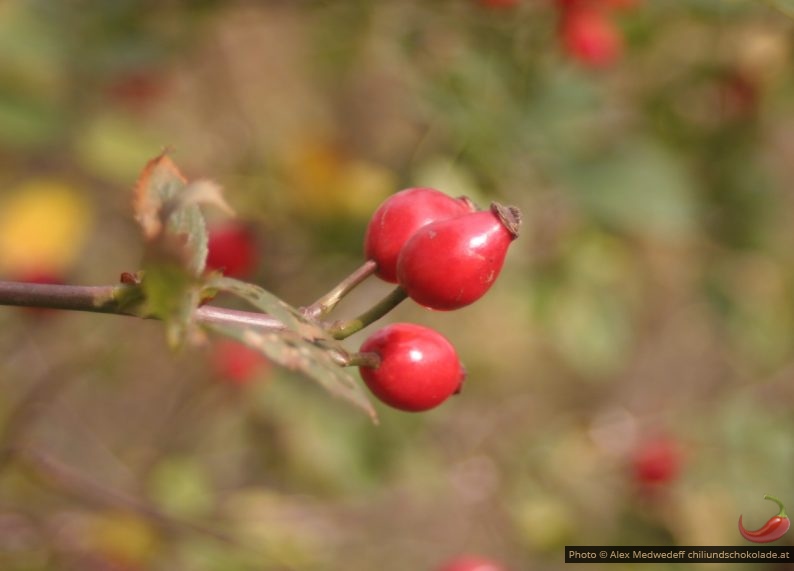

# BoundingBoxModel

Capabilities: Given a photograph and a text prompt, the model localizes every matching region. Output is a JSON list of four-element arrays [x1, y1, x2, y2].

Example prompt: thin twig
[[328, 287, 408, 340], [302, 260, 378, 320]]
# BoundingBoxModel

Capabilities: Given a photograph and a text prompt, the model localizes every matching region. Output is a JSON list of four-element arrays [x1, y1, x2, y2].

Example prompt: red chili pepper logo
[[738, 494, 790, 543]]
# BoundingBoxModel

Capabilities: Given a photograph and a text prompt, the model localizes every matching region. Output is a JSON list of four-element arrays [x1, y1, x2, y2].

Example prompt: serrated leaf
[[133, 154, 227, 348], [133, 153, 225, 277], [133, 152, 187, 240], [209, 323, 377, 422], [205, 276, 377, 421], [167, 201, 207, 277], [181, 179, 235, 216]]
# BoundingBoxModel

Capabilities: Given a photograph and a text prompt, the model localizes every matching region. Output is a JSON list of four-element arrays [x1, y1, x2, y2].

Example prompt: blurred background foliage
[[2, 1, 794, 569]]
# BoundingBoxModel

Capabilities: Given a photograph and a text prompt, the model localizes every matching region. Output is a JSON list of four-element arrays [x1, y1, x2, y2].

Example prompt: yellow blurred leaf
[[339, 159, 395, 218], [0, 179, 91, 276], [92, 511, 159, 566], [282, 138, 394, 218]]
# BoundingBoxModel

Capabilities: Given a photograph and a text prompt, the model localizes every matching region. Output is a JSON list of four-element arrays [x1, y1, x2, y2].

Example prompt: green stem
[[764, 494, 788, 518], [302, 259, 377, 319], [328, 286, 408, 340], [344, 351, 381, 368]]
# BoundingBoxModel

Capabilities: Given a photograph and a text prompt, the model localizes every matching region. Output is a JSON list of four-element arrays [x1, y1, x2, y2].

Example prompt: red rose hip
[[364, 187, 475, 283], [397, 203, 521, 311], [359, 323, 465, 412]]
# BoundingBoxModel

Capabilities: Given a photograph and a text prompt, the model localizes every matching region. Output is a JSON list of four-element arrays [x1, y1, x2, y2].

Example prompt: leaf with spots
[[205, 276, 377, 421]]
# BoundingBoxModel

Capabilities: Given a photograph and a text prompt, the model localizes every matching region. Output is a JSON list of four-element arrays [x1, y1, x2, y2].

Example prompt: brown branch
[[0, 281, 284, 331], [0, 281, 133, 313]]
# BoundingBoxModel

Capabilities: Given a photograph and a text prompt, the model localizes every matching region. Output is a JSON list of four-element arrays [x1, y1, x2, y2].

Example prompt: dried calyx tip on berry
[[490, 202, 522, 239]]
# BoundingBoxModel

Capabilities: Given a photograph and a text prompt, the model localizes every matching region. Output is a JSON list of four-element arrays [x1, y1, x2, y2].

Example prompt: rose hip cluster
[[359, 188, 521, 412]]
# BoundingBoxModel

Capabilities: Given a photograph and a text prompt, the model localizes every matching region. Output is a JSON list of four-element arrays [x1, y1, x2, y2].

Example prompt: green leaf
[[210, 324, 377, 422], [167, 201, 207, 277], [132, 154, 228, 348], [169, 180, 233, 277], [133, 153, 211, 277], [206, 276, 377, 422]]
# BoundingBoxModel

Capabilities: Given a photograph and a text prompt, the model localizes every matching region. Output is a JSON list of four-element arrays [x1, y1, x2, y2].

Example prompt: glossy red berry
[[206, 223, 258, 279], [631, 437, 682, 486], [359, 323, 465, 412], [560, 7, 622, 68], [211, 340, 270, 386], [364, 187, 475, 283], [437, 556, 507, 571], [396, 203, 521, 311]]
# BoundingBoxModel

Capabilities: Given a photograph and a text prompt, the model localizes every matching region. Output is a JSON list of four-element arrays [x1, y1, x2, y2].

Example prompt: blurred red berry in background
[[560, 7, 622, 68], [717, 71, 759, 121], [105, 70, 169, 111], [631, 436, 683, 486], [210, 340, 270, 387], [206, 223, 258, 279]]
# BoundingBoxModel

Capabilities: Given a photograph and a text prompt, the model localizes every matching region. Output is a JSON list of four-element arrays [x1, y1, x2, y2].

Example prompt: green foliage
[[3, 1, 794, 570]]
